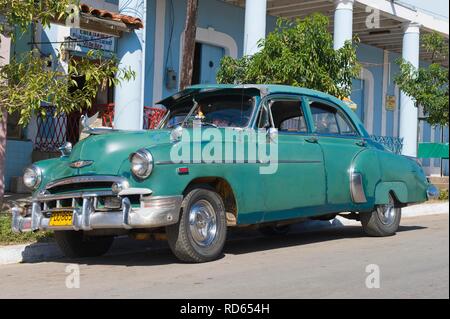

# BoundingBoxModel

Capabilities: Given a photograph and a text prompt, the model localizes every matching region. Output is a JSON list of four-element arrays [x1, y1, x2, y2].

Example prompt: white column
[[152, 0, 166, 104], [114, 0, 145, 130], [381, 50, 389, 136], [333, 0, 354, 50], [243, 0, 267, 56], [399, 22, 420, 157]]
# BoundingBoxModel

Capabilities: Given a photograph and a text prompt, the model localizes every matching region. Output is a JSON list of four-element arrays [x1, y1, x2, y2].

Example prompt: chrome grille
[[45, 176, 126, 194]]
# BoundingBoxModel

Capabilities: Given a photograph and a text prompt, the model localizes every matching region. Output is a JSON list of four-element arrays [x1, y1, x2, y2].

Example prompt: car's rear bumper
[[11, 190, 183, 233], [426, 184, 440, 200]]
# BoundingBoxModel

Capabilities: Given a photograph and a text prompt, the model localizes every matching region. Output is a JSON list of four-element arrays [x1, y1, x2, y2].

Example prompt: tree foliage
[[0, 0, 73, 38], [0, 50, 134, 125], [217, 15, 361, 99], [0, 0, 135, 125], [395, 32, 449, 127]]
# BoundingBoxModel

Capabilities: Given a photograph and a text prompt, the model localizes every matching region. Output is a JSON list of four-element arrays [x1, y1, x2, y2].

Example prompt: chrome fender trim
[[350, 172, 368, 203]]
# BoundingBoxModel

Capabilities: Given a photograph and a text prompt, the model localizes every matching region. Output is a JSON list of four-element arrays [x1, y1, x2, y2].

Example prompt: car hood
[[57, 130, 172, 179]]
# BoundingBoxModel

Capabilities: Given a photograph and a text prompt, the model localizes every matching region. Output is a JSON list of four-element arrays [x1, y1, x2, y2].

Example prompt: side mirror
[[267, 127, 278, 143]]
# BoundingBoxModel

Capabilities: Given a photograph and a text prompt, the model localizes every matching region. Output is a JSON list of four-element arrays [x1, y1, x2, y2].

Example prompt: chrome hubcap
[[188, 200, 217, 247], [377, 195, 398, 226]]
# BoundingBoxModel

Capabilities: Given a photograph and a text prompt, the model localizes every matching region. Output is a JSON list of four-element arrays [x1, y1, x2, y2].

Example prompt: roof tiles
[[80, 3, 144, 29]]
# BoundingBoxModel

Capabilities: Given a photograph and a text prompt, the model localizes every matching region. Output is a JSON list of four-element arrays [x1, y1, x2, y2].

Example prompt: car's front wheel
[[361, 194, 401, 237], [54, 231, 114, 258], [166, 187, 227, 263]]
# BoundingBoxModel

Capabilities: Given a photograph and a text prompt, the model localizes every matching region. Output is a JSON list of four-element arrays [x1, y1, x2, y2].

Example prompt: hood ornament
[[58, 142, 72, 157], [80, 112, 115, 138], [70, 160, 94, 169]]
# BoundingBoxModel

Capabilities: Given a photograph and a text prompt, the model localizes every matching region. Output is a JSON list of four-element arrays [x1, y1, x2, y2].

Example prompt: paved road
[[0, 214, 448, 299]]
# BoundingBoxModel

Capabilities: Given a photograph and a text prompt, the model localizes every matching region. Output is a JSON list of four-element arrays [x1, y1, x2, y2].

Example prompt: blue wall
[[356, 43, 384, 136], [143, 0, 277, 105], [5, 140, 33, 191]]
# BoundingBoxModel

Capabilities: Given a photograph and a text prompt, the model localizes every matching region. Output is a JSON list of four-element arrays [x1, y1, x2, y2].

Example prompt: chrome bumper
[[426, 184, 440, 200], [11, 191, 183, 233]]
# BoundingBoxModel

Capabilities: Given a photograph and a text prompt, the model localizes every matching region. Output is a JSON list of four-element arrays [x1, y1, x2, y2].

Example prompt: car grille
[[35, 176, 131, 217], [45, 176, 124, 194]]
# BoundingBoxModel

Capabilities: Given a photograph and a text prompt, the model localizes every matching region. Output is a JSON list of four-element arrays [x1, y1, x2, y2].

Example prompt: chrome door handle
[[355, 140, 367, 147], [305, 136, 319, 144]]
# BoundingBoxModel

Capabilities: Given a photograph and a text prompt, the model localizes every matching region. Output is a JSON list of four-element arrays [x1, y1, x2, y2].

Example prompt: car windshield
[[162, 94, 255, 128]]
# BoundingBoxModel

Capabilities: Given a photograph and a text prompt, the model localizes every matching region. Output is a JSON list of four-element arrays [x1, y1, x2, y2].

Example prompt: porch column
[[333, 0, 354, 50], [114, 0, 145, 130], [399, 22, 420, 157], [243, 0, 267, 56]]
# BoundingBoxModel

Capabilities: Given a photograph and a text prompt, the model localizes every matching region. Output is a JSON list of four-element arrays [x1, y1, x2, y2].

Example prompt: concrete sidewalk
[[0, 201, 448, 265]]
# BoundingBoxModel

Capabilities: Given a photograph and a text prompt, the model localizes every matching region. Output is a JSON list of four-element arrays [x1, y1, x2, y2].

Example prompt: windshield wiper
[[199, 122, 218, 128]]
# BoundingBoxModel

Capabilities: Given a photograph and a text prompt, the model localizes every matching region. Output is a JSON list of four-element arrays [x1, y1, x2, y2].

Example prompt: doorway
[[192, 42, 225, 85]]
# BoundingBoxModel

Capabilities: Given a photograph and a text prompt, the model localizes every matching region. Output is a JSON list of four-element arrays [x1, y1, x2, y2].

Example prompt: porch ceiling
[[224, 0, 449, 67]]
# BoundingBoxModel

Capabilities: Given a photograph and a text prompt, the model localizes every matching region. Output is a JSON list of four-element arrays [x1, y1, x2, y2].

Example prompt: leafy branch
[[395, 32, 449, 127], [217, 15, 361, 99]]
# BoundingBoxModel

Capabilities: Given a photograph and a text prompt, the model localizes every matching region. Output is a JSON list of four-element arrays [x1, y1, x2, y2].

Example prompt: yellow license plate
[[49, 211, 73, 227]]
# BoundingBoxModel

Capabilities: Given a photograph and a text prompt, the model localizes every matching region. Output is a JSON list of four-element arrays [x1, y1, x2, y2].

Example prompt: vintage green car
[[12, 84, 438, 263]]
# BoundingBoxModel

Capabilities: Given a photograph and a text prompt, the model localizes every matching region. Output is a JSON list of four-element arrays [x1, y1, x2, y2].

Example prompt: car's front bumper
[[11, 190, 183, 233]]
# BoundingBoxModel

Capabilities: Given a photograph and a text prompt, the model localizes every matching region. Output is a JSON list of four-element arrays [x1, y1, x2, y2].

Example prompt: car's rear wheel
[[54, 231, 114, 258], [166, 187, 227, 263], [361, 194, 401, 237]]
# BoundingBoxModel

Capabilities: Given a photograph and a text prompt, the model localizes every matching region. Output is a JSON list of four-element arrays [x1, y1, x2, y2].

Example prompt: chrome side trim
[[350, 172, 367, 203], [45, 176, 126, 190]]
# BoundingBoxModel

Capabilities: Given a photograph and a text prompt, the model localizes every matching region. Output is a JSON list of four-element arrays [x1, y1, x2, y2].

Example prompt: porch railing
[[34, 105, 167, 152], [143, 106, 167, 130], [370, 135, 404, 155]]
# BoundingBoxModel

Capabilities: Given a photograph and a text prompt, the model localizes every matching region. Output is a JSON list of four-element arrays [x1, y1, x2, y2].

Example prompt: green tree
[[395, 32, 449, 127], [0, 0, 135, 202], [217, 15, 361, 99]]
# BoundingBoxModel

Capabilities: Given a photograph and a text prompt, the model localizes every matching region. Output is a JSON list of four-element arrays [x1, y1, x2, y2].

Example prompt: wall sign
[[385, 95, 396, 111], [69, 29, 117, 53]]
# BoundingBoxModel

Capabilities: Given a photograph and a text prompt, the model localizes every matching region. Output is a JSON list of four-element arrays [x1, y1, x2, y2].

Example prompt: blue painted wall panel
[[5, 140, 33, 191], [356, 43, 384, 136]]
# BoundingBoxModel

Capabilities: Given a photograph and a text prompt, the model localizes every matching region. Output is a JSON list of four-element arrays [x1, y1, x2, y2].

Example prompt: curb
[[0, 201, 448, 265], [0, 242, 62, 265]]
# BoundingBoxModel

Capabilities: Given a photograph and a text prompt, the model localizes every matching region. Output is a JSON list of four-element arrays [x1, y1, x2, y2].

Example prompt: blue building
[[3, 0, 449, 192]]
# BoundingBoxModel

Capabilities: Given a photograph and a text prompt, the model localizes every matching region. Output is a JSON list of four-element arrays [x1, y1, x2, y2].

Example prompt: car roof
[[157, 84, 370, 138], [157, 84, 344, 107]]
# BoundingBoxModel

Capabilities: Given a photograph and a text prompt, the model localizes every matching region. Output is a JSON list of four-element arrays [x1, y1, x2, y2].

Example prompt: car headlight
[[130, 149, 154, 179], [23, 165, 42, 190]]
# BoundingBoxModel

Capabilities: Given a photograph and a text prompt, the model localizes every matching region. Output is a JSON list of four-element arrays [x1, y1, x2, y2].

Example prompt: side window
[[309, 100, 357, 136], [268, 99, 308, 133]]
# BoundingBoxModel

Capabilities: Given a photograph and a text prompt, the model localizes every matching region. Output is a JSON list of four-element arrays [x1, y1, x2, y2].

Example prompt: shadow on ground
[[39, 223, 426, 267]]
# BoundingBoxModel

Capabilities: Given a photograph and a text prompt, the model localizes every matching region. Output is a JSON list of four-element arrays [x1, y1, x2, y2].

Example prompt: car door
[[258, 95, 327, 222], [304, 97, 367, 208]]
